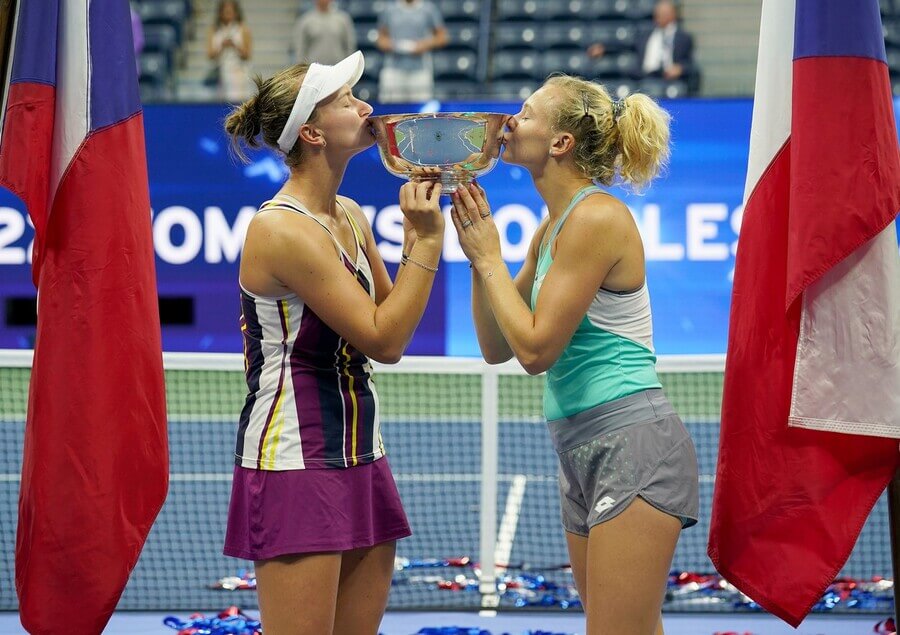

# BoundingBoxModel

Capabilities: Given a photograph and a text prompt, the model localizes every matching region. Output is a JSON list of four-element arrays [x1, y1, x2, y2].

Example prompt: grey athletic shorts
[[548, 389, 700, 535]]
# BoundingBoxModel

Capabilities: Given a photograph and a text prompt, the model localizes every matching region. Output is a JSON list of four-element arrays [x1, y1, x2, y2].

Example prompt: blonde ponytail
[[615, 92, 670, 189]]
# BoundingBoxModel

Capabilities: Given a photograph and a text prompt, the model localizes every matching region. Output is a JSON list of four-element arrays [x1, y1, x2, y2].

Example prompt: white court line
[[494, 474, 527, 568]]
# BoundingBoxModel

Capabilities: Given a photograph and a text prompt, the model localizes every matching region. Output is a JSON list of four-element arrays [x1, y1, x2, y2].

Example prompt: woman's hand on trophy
[[399, 179, 445, 241], [450, 182, 502, 273]]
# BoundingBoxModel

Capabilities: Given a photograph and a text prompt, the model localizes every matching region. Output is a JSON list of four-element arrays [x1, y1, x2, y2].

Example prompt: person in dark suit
[[588, 0, 700, 94]]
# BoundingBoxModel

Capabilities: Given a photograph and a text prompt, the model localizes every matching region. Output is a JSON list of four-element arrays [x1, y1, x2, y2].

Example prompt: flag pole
[[889, 467, 900, 626], [0, 0, 19, 141]]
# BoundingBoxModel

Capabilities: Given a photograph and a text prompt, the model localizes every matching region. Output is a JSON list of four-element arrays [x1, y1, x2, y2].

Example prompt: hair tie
[[611, 98, 626, 123]]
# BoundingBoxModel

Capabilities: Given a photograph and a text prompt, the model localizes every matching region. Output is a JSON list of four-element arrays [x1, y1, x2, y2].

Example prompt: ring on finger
[[461, 219, 473, 228], [480, 213, 490, 219]]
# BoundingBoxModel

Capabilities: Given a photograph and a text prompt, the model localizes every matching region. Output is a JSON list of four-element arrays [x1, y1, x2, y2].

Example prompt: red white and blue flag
[[708, 0, 900, 626], [0, 2, 168, 633]]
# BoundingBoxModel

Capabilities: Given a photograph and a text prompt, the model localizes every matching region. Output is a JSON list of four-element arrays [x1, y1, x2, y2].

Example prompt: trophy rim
[[369, 112, 511, 121]]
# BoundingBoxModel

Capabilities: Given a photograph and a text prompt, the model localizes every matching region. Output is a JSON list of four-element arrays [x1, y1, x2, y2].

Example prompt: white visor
[[276, 50, 365, 154]]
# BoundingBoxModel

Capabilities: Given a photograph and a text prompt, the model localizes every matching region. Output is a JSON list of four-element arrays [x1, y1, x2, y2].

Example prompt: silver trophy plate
[[370, 112, 508, 193]]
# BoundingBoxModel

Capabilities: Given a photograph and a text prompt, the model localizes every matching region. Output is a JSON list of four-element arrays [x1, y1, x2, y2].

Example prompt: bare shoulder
[[557, 193, 638, 259], [567, 193, 634, 238], [246, 207, 328, 261]]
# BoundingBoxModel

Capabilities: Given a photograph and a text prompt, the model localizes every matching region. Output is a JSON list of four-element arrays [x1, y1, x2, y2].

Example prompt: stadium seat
[[356, 24, 381, 52], [444, 23, 480, 52], [437, 0, 482, 23], [354, 81, 378, 102], [886, 47, 900, 75], [433, 50, 478, 81], [142, 23, 178, 54], [594, 0, 626, 20], [493, 23, 542, 51], [139, 51, 170, 87], [345, 0, 389, 24], [542, 49, 591, 76], [590, 50, 638, 78], [433, 80, 484, 100], [604, 79, 637, 98], [883, 19, 900, 48], [145, 0, 189, 19], [139, 0, 187, 43], [540, 0, 602, 21], [138, 79, 171, 103], [589, 21, 638, 53], [488, 79, 540, 100], [621, 0, 656, 20], [543, 22, 591, 50], [141, 23, 178, 74], [491, 49, 544, 81], [638, 77, 689, 98], [361, 50, 384, 83], [495, 0, 541, 22]]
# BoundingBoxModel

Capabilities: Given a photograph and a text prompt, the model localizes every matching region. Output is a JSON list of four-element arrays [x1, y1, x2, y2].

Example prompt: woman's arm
[[237, 25, 252, 60], [471, 217, 547, 364], [453, 185, 630, 375], [248, 182, 443, 363], [206, 27, 220, 59]]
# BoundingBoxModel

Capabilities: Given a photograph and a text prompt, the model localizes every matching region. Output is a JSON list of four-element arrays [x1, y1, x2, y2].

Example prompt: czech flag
[[708, 0, 900, 626], [0, 2, 168, 633]]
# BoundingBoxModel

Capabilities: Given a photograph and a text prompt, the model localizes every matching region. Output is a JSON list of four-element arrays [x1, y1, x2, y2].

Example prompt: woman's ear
[[298, 124, 325, 148], [548, 132, 575, 158]]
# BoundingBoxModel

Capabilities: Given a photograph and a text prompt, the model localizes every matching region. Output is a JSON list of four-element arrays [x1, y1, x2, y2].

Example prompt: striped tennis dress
[[234, 196, 384, 471]]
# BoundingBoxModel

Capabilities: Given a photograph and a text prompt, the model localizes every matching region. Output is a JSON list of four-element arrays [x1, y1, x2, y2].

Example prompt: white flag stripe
[[50, 0, 90, 202], [790, 222, 900, 438], [743, 0, 794, 203]]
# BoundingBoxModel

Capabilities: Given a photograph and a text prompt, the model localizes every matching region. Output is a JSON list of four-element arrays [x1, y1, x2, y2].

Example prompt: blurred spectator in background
[[207, 0, 253, 101], [376, 0, 448, 103], [291, 0, 357, 65], [588, 0, 699, 94], [131, 2, 144, 75]]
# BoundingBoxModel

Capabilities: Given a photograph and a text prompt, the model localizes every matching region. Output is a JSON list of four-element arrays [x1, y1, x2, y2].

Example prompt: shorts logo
[[594, 496, 616, 515]]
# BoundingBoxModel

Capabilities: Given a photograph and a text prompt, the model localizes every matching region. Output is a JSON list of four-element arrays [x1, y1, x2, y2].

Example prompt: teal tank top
[[531, 185, 661, 420]]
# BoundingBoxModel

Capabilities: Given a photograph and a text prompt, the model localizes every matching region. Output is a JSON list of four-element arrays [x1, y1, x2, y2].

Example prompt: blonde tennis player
[[451, 76, 700, 635]]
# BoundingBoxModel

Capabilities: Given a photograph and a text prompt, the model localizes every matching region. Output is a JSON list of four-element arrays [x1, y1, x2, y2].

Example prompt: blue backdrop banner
[[1, 99, 896, 354]]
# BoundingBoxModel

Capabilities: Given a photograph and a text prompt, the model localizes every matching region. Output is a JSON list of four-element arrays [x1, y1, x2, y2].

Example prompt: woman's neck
[[533, 168, 595, 220], [280, 158, 347, 217]]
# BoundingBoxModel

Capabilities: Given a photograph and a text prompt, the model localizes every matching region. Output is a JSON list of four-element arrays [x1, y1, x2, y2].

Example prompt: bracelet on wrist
[[401, 253, 438, 273]]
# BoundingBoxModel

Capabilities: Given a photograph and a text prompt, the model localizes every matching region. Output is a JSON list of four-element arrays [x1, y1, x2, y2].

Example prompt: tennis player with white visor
[[221, 51, 445, 635]]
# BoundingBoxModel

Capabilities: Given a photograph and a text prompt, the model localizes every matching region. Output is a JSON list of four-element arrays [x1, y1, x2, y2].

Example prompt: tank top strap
[[540, 185, 605, 261], [337, 199, 367, 256]]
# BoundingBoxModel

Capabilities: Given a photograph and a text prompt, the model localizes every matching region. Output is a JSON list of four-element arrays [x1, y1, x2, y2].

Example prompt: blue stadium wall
[[1, 98, 898, 355]]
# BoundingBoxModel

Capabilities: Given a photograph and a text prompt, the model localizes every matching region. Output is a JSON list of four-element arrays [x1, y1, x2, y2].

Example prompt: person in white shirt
[[207, 0, 253, 101], [291, 0, 357, 65], [376, 0, 448, 103]]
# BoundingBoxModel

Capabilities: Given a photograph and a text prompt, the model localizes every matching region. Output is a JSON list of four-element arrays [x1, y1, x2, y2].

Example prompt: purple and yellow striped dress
[[234, 196, 383, 470]]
